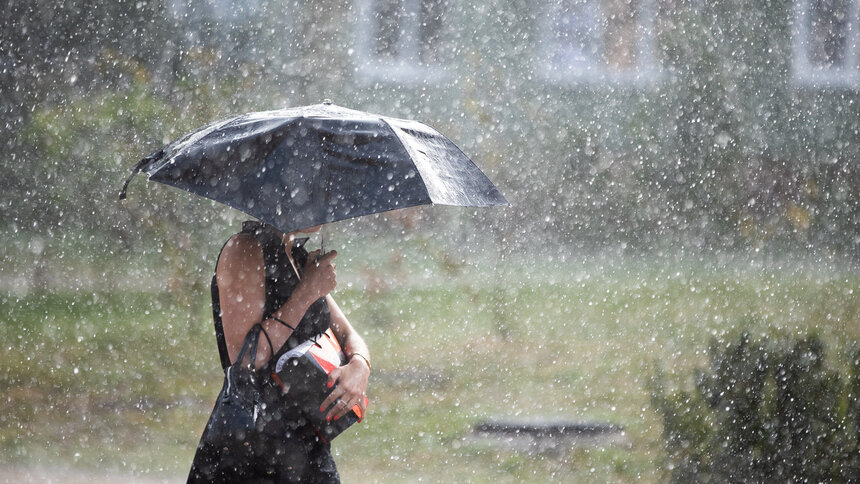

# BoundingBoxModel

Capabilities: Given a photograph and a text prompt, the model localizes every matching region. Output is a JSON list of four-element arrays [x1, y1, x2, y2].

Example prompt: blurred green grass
[[1, 257, 858, 482]]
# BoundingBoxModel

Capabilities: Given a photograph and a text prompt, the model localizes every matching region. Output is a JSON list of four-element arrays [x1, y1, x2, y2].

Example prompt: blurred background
[[2, 0, 859, 482]]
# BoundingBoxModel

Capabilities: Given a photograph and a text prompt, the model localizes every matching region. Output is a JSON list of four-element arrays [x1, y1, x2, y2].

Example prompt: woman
[[188, 221, 370, 483]]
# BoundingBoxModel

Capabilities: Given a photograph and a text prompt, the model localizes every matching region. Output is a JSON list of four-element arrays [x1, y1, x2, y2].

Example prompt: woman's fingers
[[320, 376, 364, 421], [329, 390, 362, 421], [318, 350, 369, 421], [309, 251, 334, 270], [333, 404, 353, 421], [319, 250, 337, 265], [306, 249, 337, 266], [321, 394, 345, 420], [323, 391, 355, 421], [325, 395, 352, 420], [334, 392, 366, 422], [301, 249, 338, 299], [319, 373, 343, 413], [330, 386, 365, 421], [328, 399, 350, 421], [357, 392, 367, 417]]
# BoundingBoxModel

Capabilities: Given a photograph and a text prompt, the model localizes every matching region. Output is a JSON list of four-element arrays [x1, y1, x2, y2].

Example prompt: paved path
[[0, 465, 181, 483]]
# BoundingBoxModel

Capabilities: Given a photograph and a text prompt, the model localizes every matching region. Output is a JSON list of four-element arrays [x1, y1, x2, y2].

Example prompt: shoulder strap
[[212, 237, 233, 371], [248, 223, 293, 321], [257, 235, 281, 321]]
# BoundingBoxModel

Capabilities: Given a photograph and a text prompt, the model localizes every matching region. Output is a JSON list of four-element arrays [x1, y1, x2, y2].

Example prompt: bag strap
[[259, 326, 274, 363], [212, 240, 232, 371], [234, 323, 263, 368]]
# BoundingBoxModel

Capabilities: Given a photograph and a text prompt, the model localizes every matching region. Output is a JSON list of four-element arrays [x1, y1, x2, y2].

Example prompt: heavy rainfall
[[2, 0, 859, 482]]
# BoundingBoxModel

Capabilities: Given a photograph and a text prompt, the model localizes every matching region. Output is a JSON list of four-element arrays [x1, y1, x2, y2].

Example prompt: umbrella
[[120, 101, 508, 245]]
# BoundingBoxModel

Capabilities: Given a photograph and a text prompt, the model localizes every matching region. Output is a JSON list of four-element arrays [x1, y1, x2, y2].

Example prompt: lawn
[[1, 250, 857, 483]]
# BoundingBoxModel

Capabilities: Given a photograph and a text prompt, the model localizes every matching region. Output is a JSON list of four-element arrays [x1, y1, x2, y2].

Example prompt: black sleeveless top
[[212, 221, 331, 371]]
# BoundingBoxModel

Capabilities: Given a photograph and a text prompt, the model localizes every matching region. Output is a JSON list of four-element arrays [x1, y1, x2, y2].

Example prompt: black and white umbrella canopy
[[121, 102, 508, 234]]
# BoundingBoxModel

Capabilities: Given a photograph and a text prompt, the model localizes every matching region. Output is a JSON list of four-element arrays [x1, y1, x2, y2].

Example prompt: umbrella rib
[[377, 117, 435, 207], [145, 115, 243, 180]]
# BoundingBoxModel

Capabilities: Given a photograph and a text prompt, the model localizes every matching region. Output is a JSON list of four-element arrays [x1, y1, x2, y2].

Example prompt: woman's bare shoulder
[[217, 233, 263, 272]]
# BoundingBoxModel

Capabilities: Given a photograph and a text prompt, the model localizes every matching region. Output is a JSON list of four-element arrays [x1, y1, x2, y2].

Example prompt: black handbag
[[187, 324, 267, 482]]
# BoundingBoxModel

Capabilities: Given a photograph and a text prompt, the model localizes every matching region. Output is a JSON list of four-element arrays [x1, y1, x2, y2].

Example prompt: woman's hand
[[296, 250, 337, 303], [319, 356, 370, 422]]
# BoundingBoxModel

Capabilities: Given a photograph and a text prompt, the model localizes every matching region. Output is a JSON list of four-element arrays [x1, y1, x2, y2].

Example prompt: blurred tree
[[1, 0, 173, 237], [15, 66, 246, 297], [4, 0, 860, 284]]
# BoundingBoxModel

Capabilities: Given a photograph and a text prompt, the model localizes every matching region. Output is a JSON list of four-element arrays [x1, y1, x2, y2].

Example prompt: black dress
[[187, 221, 340, 483]]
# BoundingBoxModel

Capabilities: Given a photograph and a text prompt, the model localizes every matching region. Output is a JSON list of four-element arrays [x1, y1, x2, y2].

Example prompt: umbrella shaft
[[320, 225, 327, 259]]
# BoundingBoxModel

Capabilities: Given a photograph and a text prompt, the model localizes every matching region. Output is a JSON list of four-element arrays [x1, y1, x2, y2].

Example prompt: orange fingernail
[[327, 381, 333, 388]]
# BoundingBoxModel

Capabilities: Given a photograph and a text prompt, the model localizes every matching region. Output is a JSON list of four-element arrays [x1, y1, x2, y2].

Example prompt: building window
[[541, 0, 661, 85], [354, 0, 448, 84], [792, 0, 860, 87]]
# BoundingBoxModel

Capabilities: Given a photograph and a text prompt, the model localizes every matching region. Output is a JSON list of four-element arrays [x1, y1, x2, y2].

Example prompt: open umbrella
[[120, 101, 508, 245]]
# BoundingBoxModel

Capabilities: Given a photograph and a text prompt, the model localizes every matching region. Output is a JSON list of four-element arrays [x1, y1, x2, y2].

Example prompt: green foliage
[[8, 64, 263, 297], [652, 332, 860, 482], [3, 257, 858, 480]]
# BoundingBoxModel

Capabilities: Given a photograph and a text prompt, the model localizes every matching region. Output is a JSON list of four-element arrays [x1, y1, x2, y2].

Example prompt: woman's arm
[[320, 295, 371, 421], [257, 249, 337, 364]]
